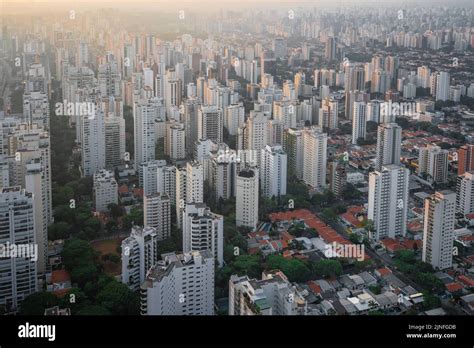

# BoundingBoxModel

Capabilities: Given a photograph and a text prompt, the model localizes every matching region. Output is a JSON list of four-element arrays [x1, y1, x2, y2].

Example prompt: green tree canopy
[[20, 292, 58, 315], [266, 255, 311, 282], [96, 281, 139, 315], [313, 259, 343, 278]]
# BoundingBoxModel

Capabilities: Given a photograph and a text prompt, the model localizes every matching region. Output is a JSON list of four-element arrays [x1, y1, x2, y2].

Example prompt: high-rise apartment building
[[140, 251, 215, 315], [368, 165, 409, 240], [375, 123, 402, 171], [302, 128, 327, 189], [182, 203, 224, 267], [422, 191, 456, 270], [260, 145, 287, 198], [236, 168, 259, 230], [121, 226, 160, 291], [143, 193, 171, 240]]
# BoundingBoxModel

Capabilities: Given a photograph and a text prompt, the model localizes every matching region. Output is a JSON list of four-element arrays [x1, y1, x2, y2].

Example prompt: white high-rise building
[[236, 168, 259, 230], [283, 128, 304, 180], [93, 169, 118, 212], [121, 226, 159, 291], [134, 98, 160, 168], [140, 251, 215, 315], [98, 62, 121, 97], [175, 166, 187, 228], [417, 66, 431, 89], [273, 100, 297, 129], [366, 100, 382, 123], [23, 92, 49, 130], [24, 160, 48, 274], [183, 203, 224, 267], [456, 172, 474, 215], [157, 164, 176, 205], [237, 112, 269, 163], [368, 165, 409, 240], [260, 145, 287, 198], [225, 103, 245, 135], [140, 160, 167, 196], [318, 98, 338, 130], [302, 128, 327, 189], [183, 98, 199, 156], [436, 72, 450, 102], [209, 151, 233, 201], [186, 161, 204, 204], [8, 124, 52, 273], [104, 113, 126, 169], [422, 191, 456, 270], [164, 73, 182, 112], [198, 106, 223, 143], [229, 271, 307, 315], [418, 145, 448, 184], [82, 107, 106, 177], [0, 187, 37, 312], [77, 42, 89, 67], [144, 193, 171, 240], [165, 121, 186, 161], [352, 101, 367, 144], [375, 123, 402, 171]]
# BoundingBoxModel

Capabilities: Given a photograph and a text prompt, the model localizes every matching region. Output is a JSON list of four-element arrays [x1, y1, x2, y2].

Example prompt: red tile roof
[[307, 281, 322, 294], [458, 275, 474, 287], [400, 239, 423, 250], [445, 282, 464, 293], [248, 247, 260, 255], [340, 212, 361, 227], [376, 267, 392, 277], [133, 188, 143, 198], [270, 209, 369, 260], [281, 231, 294, 241], [118, 185, 129, 194], [51, 270, 71, 284]]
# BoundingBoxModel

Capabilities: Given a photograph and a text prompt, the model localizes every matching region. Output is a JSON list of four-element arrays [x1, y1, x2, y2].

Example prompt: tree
[[48, 221, 72, 240], [20, 292, 58, 315], [77, 305, 111, 315], [122, 208, 143, 228], [232, 255, 262, 279], [96, 281, 139, 315], [342, 183, 362, 200], [313, 259, 343, 278], [59, 288, 89, 314], [369, 284, 382, 295], [395, 250, 415, 264], [395, 117, 410, 129], [349, 233, 362, 244], [108, 203, 124, 218], [62, 239, 98, 286], [266, 255, 311, 282], [414, 272, 444, 293], [422, 292, 441, 310], [321, 208, 337, 222]]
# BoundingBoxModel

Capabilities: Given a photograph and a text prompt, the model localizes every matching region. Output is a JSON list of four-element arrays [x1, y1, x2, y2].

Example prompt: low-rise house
[[373, 291, 398, 310], [358, 271, 377, 287], [460, 293, 474, 314]]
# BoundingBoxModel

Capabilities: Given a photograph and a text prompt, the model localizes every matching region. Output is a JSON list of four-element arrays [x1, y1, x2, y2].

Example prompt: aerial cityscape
[[0, 0, 473, 334]]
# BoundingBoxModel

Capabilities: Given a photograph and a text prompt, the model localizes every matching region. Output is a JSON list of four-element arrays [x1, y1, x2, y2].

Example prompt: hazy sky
[[1, 0, 472, 15]]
